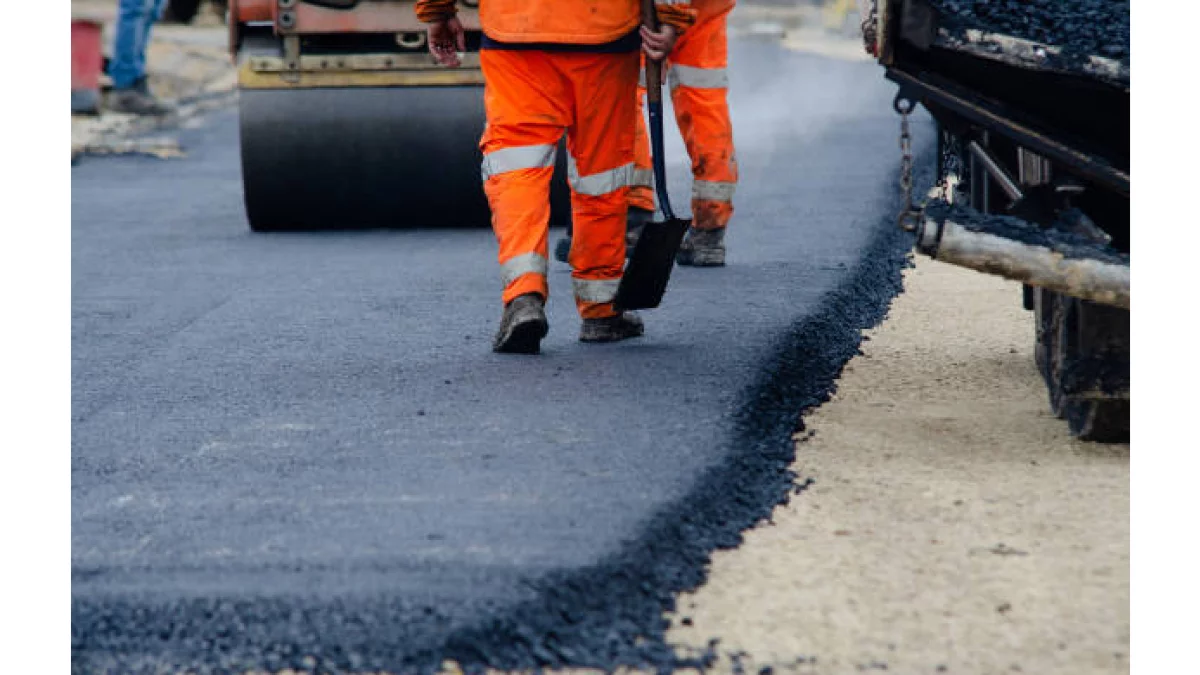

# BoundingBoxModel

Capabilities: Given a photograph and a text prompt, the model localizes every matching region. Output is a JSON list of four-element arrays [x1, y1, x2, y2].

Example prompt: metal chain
[[896, 101, 922, 232]]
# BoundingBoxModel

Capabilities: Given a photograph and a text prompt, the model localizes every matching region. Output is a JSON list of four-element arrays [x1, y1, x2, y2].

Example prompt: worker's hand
[[428, 16, 466, 67], [640, 24, 678, 62]]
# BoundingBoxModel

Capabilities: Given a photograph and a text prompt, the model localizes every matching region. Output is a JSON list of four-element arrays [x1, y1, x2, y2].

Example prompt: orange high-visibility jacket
[[415, 0, 696, 43]]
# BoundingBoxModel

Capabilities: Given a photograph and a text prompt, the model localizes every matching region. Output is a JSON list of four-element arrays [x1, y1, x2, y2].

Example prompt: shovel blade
[[614, 217, 691, 311]]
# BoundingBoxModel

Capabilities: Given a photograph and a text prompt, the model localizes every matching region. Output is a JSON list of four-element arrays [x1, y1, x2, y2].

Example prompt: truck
[[860, 0, 1130, 441]]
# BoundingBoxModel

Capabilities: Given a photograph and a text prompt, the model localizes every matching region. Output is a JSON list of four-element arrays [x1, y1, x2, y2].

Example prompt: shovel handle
[[641, 0, 663, 103]]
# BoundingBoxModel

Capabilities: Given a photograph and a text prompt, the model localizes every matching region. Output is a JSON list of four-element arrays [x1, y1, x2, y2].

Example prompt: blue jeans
[[107, 0, 168, 90]]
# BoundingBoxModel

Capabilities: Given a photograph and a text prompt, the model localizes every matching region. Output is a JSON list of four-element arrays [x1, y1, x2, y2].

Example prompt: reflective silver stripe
[[500, 252, 548, 287], [566, 154, 579, 184], [692, 179, 736, 202], [572, 278, 620, 304], [668, 65, 728, 90], [631, 167, 654, 188], [481, 144, 557, 181], [566, 156, 635, 197], [639, 70, 646, 88], [662, 0, 691, 4]]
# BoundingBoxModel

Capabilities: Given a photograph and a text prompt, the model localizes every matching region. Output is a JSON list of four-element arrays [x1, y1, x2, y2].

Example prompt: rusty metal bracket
[[278, 0, 297, 31], [282, 34, 301, 82], [892, 86, 920, 116]]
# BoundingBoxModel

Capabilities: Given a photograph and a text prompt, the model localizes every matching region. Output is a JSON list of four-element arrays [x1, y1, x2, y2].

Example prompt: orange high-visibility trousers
[[480, 48, 640, 319], [630, 1, 738, 230]]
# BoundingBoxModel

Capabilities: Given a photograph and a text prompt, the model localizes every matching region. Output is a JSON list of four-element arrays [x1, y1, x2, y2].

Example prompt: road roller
[[230, 0, 568, 231]]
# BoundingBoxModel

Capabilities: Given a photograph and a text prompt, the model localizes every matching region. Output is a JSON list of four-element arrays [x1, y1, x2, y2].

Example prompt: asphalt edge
[[70, 146, 935, 675], [438, 156, 932, 674]]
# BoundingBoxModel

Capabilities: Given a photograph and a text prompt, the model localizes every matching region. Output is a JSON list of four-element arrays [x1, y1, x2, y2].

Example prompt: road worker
[[417, 0, 696, 354], [555, 0, 739, 267]]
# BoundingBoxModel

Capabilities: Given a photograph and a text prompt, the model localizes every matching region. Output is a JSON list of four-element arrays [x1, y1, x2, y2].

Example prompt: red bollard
[[72, 19, 104, 115]]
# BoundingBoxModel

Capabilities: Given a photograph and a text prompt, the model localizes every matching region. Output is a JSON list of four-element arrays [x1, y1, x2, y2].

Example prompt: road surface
[[71, 38, 929, 673]]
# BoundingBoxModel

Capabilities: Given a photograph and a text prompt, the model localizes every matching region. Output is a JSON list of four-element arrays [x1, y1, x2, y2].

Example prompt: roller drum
[[239, 87, 572, 231]]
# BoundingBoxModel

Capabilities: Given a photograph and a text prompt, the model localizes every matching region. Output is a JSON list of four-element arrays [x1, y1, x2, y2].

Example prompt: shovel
[[613, 0, 692, 311]]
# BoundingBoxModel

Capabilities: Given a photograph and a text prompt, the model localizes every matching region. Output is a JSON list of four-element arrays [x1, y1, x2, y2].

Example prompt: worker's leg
[[669, 5, 738, 232], [134, 0, 169, 87], [561, 50, 644, 340], [554, 63, 652, 264], [667, 5, 737, 266], [479, 49, 569, 352], [109, 0, 155, 90], [107, 0, 172, 114]]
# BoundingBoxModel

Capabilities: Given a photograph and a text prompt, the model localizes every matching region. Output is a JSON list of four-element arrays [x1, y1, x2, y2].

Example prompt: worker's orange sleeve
[[415, 0, 457, 23], [656, 3, 698, 33]]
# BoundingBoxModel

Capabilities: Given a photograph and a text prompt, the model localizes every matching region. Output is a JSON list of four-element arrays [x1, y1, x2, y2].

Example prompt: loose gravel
[[932, 0, 1130, 63]]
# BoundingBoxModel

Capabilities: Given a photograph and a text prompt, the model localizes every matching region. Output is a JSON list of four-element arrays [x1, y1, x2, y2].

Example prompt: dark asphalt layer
[[932, 0, 1130, 62], [72, 40, 931, 673]]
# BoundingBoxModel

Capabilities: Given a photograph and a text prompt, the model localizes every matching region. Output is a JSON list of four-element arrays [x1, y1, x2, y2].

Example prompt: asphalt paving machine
[[229, 0, 568, 231], [862, 0, 1130, 441]]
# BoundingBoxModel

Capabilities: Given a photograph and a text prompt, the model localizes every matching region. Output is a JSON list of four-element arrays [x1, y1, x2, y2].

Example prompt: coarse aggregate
[[931, 0, 1130, 63]]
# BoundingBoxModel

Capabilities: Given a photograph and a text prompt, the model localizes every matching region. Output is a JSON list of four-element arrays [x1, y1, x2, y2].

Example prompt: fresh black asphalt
[[72, 40, 932, 673]]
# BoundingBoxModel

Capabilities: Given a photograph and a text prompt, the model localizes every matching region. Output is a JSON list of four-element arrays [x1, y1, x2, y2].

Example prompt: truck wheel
[[1063, 399, 1130, 442], [1033, 288, 1129, 442], [163, 0, 203, 24]]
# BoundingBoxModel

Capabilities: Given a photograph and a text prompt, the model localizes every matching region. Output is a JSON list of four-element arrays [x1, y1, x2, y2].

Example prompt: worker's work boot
[[676, 227, 726, 267], [553, 207, 656, 264], [493, 293, 549, 354], [107, 88, 174, 117], [579, 311, 644, 343]]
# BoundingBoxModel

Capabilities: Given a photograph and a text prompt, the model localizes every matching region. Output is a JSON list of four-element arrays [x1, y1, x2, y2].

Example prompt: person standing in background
[[107, 0, 175, 116], [636, 0, 738, 266]]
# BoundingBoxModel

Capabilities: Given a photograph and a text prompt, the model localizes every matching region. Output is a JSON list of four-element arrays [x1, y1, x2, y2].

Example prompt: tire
[[1064, 399, 1129, 443], [163, 0, 203, 24], [1033, 288, 1129, 442]]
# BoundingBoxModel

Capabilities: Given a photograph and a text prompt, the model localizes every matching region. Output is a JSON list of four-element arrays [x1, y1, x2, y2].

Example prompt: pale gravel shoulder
[[662, 258, 1129, 674]]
